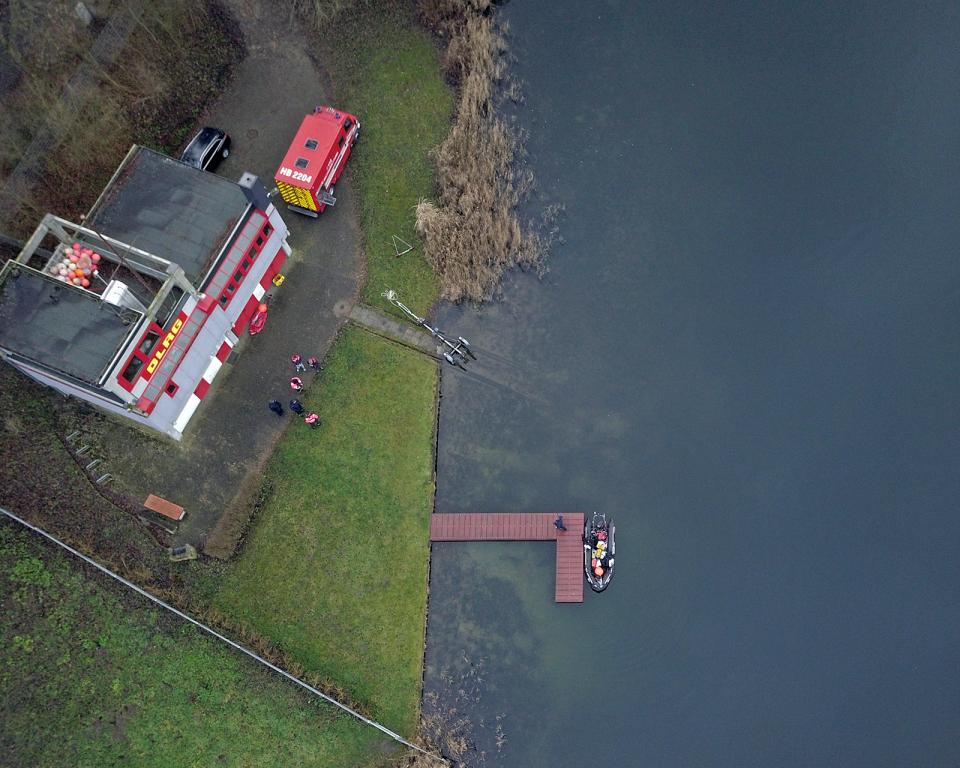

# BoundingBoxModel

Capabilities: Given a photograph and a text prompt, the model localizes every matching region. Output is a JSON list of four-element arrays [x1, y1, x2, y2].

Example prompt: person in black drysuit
[[289, 399, 305, 416], [268, 400, 284, 416]]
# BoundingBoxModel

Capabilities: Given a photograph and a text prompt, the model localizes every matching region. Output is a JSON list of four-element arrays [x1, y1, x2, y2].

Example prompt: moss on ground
[[207, 326, 438, 736], [0, 522, 393, 768]]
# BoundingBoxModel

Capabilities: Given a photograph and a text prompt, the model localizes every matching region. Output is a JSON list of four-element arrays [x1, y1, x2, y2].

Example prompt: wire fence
[[0, 506, 434, 758]]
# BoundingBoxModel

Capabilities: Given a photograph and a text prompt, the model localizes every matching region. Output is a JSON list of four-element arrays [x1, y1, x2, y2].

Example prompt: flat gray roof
[[0, 266, 139, 384], [87, 147, 250, 287]]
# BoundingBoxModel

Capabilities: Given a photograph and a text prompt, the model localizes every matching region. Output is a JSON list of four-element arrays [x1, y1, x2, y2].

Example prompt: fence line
[[0, 506, 433, 758]]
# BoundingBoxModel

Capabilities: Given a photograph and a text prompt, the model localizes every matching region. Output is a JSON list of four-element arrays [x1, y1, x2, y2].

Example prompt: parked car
[[179, 127, 231, 172]]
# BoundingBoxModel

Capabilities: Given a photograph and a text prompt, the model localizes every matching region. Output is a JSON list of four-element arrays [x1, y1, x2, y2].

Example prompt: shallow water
[[425, 2, 960, 765]]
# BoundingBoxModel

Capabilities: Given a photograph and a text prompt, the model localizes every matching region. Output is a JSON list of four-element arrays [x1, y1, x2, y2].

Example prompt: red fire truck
[[274, 106, 360, 217]]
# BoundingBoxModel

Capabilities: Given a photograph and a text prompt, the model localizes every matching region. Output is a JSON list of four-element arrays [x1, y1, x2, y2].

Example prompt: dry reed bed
[[416, 0, 543, 303]]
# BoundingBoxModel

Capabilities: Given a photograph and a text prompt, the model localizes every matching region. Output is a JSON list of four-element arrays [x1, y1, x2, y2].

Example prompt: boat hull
[[583, 516, 615, 592]]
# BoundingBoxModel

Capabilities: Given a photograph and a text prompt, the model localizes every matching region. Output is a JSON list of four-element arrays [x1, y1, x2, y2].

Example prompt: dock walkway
[[430, 513, 584, 603]]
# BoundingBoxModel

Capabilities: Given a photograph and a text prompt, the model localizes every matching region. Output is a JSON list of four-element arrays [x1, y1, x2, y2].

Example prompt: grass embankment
[[0, 523, 390, 768], [0, 367, 170, 583], [208, 326, 438, 736], [323, 3, 454, 315]]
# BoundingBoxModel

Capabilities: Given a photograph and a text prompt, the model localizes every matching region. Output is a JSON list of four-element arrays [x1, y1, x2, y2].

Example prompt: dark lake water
[[424, 2, 960, 765]]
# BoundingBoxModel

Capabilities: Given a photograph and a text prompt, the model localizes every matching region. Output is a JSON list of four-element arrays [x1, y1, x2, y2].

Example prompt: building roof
[[0, 265, 139, 385], [87, 147, 250, 287]]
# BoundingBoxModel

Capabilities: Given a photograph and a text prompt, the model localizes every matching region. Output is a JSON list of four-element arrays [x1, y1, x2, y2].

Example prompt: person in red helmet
[[290, 354, 306, 372], [290, 376, 303, 392]]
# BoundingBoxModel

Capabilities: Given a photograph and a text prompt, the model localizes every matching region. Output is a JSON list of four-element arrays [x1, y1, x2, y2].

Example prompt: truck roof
[[275, 108, 356, 191]]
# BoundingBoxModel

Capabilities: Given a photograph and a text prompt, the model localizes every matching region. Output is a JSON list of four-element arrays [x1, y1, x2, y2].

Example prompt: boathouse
[[0, 146, 290, 440]]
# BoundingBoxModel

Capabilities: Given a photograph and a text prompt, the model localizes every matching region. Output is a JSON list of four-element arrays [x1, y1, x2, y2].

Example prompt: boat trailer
[[382, 290, 477, 368]]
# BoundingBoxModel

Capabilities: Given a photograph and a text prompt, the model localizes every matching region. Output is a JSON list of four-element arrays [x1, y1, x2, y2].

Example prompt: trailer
[[274, 106, 360, 217]]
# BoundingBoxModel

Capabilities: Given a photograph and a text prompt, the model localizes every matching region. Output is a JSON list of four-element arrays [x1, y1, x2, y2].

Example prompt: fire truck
[[274, 106, 360, 217]]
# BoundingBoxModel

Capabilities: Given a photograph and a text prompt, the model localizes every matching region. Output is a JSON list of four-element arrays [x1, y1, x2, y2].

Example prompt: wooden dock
[[430, 513, 585, 603]]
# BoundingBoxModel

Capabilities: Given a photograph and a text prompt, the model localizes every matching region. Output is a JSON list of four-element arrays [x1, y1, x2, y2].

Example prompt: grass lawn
[[209, 326, 438, 736], [0, 522, 393, 768], [325, 3, 454, 315]]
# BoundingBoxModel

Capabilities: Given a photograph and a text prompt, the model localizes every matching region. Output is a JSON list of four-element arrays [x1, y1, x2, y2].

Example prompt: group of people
[[267, 353, 322, 427]]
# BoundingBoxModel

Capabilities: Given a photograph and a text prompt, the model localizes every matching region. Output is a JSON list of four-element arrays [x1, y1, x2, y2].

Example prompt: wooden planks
[[430, 513, 584, 603], [143, 493, 186, 521]]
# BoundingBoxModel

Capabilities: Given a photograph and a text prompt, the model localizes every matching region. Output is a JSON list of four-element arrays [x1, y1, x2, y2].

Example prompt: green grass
[[326, 4, 454, 315], [209, 326, 438, 736], [0, 522, 392, 768]]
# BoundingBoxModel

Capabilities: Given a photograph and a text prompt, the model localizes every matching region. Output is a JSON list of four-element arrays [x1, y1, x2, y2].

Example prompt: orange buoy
[[591, 558, 598, 568], [594, 566, 604, 577]]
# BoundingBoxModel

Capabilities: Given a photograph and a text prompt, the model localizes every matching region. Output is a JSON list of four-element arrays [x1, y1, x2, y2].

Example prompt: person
[[554, 515, 567, 532], [268, 399, 284, 416], [290, 376, 303, 392], [308, 355, 321, 371], [304, 412, 320, 428], [289, 399, 305, 415], [291, 353, 306, 372]]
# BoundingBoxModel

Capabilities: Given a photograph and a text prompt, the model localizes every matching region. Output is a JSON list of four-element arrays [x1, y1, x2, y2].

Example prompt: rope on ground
[[0, 506, 435, 759]]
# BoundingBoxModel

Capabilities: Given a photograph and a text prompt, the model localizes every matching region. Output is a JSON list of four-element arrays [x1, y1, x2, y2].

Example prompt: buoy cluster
[[49, 242, 102, 288], [590, 530, 609, 578]]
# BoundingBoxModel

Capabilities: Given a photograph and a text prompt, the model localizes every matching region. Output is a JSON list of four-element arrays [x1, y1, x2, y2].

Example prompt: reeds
[[416, 0, 543, 303]]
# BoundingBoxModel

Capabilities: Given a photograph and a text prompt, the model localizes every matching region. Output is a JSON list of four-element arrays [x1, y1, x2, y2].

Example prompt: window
[[263, 223, 273, 237], [219, 294, 229, 306], [121, 357, 144, 383], [248, 247, 257, 260], [255, 236, 264, 247], [241, 259, 250, 271], [295, 157, 309, 169], [234, 270, 244, 283], [138, 331, 160, 356], [305, 139, 318, 150], [338, 136, 345, 149], [165, 382, 179, 396], [155, 286, 184, 327], [227, 282, 236, 293], [343, 118, 353, 131]]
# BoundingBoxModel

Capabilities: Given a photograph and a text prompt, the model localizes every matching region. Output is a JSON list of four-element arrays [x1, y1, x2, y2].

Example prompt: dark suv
[[179, 127, 231, 172]]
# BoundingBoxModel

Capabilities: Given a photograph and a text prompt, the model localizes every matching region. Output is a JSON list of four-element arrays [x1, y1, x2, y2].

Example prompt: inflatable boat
[[583, 512, 615, 592]]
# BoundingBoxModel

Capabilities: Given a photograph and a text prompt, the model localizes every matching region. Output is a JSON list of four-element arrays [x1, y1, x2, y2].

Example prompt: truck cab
[[274, 106, 360, 217]]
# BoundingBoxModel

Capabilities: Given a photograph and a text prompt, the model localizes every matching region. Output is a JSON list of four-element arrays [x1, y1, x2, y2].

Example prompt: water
[[424, 2, 960, 765]]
